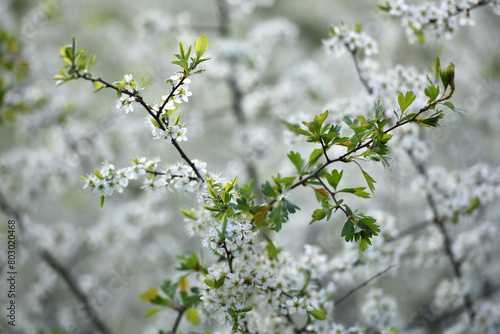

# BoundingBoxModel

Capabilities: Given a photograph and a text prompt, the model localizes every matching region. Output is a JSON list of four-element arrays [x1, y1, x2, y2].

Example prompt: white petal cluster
[[361, 289, 397, 329], [82, 157, 206, 198], [147, 117, 189, 143], [385, 0, 500, 43], [115, 74, 144, 113], [323, 24, 379, 57], [413, 164, 500, 219]]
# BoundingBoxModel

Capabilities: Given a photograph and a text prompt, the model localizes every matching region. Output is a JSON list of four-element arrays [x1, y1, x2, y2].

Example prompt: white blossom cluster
[[115, 74, 144, 113], [181, 178, 401, 332], [444, 301, 500, 334], [361, 288, 397, 329], [81, 157, 206, 198], [412, 163, 500, 219], [147, 117, 188, 143], [384, 0, 500, 43], [322, 23, 379, 58]]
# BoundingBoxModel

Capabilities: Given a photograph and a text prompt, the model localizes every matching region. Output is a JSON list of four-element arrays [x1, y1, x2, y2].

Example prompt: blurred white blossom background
[[1, 0, 500, 333]]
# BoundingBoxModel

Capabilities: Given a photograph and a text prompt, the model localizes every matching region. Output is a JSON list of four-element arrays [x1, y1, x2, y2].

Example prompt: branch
[[350, 49, 373, 95], [75, 71, 204, 182], [0, 191, 113, 334], [384, 220, 432, 243], [217, 0, 230, 36], [171, 306, 187, 334], [422, 0, 492, 29], [334, 264, 396, 306], [314, 175, 349, 217], [406, 149, 475, 321]]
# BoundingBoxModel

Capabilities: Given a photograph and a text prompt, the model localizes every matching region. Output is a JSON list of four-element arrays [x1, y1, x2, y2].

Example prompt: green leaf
[[180, 209, 197, 220], [93, 80, 106, 92], [424, 83, 440, 102], [215, 277, 225, 288], [266, 237, 280, 261], [307, 309, 326, 320], [178, 41, 187, 59], [261, 181, 277, 198], [378, 4, 391, 12], [341, 220, 354, 241], [433, 57, 441, 78], [357, 165, 376, 194], [144, 308, 163, 318], [240, 306, 253, 312], [338, 187, 370, 198], [308, 148, 323, 166], [194, 36, 209, 59], [94, 168, 104, 179], [287, 151, 303, 173], [442, 102, 465, 117], [87, 53, 97, 70], [374, 100, 385, 120], [204, 279, 215, 289], [315, 110, 329, 127], [416, 110, 444, 127], [310, 209, 327, 224], [397, 91, 416, 113], [220, 213, 228, 238], [325, 169, 343, 190], [467, 197, 480, 214], [140, 288, 159, 301], [186, 307, 200, 325]]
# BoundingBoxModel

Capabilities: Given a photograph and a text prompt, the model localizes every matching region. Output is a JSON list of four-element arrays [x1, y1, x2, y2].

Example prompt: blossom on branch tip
[[116, 94, 136, 113]]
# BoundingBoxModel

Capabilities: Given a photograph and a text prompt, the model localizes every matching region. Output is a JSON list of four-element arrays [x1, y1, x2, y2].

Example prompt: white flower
[[116, 94, 136, 113]]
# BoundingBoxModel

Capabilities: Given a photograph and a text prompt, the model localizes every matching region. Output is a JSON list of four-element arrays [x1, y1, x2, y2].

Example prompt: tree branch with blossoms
[[379, 0, 499, 43], [51, 14, 490, 332]]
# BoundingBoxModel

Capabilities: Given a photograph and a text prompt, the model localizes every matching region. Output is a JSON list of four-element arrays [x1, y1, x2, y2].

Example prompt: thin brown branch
[[75, 70, 204, 182], [407, 149, 475, 321], [350, 49, 373, 95], [334, 264, 396, 306], [171, 306, 186, 333]]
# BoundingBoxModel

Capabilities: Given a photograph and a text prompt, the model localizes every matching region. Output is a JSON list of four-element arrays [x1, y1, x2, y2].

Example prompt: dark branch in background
[[345, 44, 477, 324], [407, 150, 475, 321], [214, 0, 262, 195], [0, 191, 113, 334], [217, 0, 230, 37], [335, 264, 396, 306], [384, 220, 432, 243], [74, 71, 204, 182], [405, 280, 499, 332], [350, 49, 373, 95]]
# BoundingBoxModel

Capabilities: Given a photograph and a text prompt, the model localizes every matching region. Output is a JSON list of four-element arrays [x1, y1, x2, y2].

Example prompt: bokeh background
[[1, 0, 500, 333]]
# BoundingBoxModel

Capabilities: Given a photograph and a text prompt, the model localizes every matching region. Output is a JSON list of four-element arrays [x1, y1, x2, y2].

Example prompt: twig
[[407, 150, 475, 321], [350, 49, 373, 95], [171, 306, 186, 334], [334, 264, 396, 306], [384, 220, 432, 243], [75, 71, 204, 182], [422, 0, 492, 29]]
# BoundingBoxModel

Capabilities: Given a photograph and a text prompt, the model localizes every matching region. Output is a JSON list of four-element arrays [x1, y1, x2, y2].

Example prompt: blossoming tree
[[1, 0, 500, 333]]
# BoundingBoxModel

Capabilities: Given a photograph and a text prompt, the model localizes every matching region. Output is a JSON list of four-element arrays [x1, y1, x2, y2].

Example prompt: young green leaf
[[397, 91, 416, 113], [186, 307, 200, 325], [195, 36, 209, 59], [307, 309, 326, 320], [325, 169, 343, 190], [144, 308, 163, 318]]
